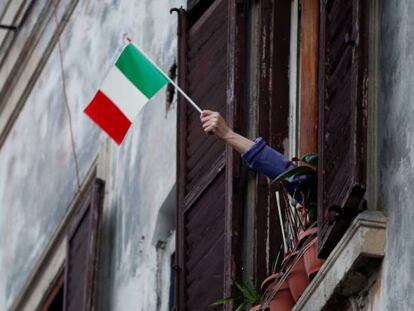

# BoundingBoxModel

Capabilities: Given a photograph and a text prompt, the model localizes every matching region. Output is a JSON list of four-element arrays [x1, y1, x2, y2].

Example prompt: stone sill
[[293, 211, 387, 311]]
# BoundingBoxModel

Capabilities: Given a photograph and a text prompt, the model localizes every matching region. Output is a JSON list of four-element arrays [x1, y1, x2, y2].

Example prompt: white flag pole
[[129, 40, 203, 114]]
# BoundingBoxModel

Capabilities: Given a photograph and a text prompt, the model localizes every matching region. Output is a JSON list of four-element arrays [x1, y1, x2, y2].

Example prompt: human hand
[[200, 110, 232, 140]]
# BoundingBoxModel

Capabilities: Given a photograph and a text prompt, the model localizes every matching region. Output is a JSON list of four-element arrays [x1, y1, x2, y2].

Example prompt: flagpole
[[130, 41, 203, 114], [163, 76, 203, 114]]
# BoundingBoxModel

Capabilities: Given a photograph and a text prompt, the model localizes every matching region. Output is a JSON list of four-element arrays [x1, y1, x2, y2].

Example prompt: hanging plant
[[211, 280, 261, 311], [272, 153, 318, 227]]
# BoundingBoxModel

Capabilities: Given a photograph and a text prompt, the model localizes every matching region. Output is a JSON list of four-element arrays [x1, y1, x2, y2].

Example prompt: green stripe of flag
[[115, 44, 168, 99]]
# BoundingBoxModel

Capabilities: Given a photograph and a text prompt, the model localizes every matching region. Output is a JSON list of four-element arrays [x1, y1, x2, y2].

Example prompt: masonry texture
[[0, 0, 184, 309], [2, 0, 414, 310], [378, 0, 414, 310]]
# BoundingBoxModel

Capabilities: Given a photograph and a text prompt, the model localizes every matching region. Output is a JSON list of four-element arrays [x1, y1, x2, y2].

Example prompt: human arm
[[200, 110, 254, 154], [200, 110, 293, 179]]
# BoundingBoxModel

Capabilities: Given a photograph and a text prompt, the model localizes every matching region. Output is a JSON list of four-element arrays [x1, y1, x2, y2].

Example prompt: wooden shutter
[[175, 0, 244, 309], [317, 0, 368, 258], [64, 179, 104, 311], [254, 0, 291, 283]]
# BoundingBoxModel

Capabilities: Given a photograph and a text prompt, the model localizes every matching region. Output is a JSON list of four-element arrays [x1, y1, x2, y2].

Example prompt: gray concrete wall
[[0, 0, 184, 309], [378, 0, 414, 310]]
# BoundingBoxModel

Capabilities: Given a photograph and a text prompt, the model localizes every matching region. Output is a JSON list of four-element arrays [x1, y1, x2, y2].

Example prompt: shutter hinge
[[0, 24, 18, 30], [172, 264, 182, 272]]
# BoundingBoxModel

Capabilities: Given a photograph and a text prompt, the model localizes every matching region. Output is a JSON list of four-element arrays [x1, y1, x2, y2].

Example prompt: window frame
[[64, 178, 104, 311], [39, 270, 65, 311]]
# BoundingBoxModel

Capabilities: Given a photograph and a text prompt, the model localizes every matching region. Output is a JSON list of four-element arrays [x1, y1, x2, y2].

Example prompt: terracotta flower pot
[[285, 252, 310, 302], [297, 227, 318, 248], [303, 237, 325, 280], [249, 305, 263, 311], [261, 273, 281, 293], [261, 273, 295, 311]]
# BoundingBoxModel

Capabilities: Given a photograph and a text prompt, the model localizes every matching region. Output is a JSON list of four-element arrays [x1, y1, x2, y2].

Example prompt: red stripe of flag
[[84, 91, 132, 145]]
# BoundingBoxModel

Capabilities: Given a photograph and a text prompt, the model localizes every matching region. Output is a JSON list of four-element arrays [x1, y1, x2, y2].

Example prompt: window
[[288, 0, 301, 159], [155, 235, 176, 311], [153, 186, 176, 311], [288, 0, 368, 258], [64, 178, 104, 310], [38, 178, 104, 311], [288, 0, 319, 159], [40, 272, 64, 311]]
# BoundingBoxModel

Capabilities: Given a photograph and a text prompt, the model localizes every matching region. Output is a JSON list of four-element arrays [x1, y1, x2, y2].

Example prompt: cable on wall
[[52, 0, 81, 191]]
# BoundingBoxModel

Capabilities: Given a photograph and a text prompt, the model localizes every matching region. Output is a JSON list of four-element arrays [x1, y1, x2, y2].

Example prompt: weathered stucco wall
[[0, 0, 184, 309], [378, 0, 414, 310]]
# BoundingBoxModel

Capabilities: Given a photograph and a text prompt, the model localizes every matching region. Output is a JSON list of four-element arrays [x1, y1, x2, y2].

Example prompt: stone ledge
[[293, 211, 387, 311]]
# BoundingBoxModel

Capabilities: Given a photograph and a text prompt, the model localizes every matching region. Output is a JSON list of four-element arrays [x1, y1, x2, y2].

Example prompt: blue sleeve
[[241, 137, 302, 200], [241, 137, 293, 179]]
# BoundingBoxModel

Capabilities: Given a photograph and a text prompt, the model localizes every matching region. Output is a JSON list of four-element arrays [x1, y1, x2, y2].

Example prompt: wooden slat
[[186, 138, 220, 167], [186, 144, 224, 185], [185, 237, 224, 285], [184, 172, 225, 305], [188, 0, 226, 45], [186, 240, 224, 309], [187, 55, 227, 90], [187, 57, 227, 104], [317, 0, 367, 258], [185, 224, 225, 272], [184, 159, 226, 212], [187, 153, 225, 196], [186, 147, 224, 185]]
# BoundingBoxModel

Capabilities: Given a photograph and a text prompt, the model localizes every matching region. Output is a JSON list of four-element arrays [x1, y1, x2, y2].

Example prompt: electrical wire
[[52, 0, 81, 191]]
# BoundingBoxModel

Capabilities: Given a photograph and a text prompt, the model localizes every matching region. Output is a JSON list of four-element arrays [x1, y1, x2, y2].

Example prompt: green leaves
[[272, 166, 316, 184], [235, 302, 249, 311], [210, 297, 235, 306], [211, 280, 260, 310], [272, 153, 318, 229], [301, 153, 318, 166], [234, 281, 261, 304]]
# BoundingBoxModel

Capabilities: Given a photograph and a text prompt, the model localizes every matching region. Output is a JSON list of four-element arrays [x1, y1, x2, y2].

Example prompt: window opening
[[155, 233, 176, 311], [288, 0, 301, 159], [40, 271, 64, 311], [168, 252, 176, 311]]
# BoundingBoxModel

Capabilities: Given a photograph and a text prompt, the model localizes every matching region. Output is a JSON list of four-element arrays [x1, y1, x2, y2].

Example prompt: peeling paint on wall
[[379, 0, 414, 310], [0, 0, 185, 309]]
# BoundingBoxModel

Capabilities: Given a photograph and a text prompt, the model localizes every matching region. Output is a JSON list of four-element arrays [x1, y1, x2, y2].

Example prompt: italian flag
[[84, 43, 169, 144]]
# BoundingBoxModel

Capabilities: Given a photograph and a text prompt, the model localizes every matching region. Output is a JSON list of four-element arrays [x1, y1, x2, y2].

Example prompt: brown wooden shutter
[[175, 0, 244, 309], [317, 0, 368, 258], [254, 0, 291, 283], [64, 179, 104, 311]]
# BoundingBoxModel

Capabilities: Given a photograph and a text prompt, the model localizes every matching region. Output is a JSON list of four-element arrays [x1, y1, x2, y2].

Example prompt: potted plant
[[260, 273, 295, 311], [211, 280, 261, 311], [272, 153, 324, 289], [282, 251, 309, 302], [303, 234, 324, 279], [272, 152, 318, 229]]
